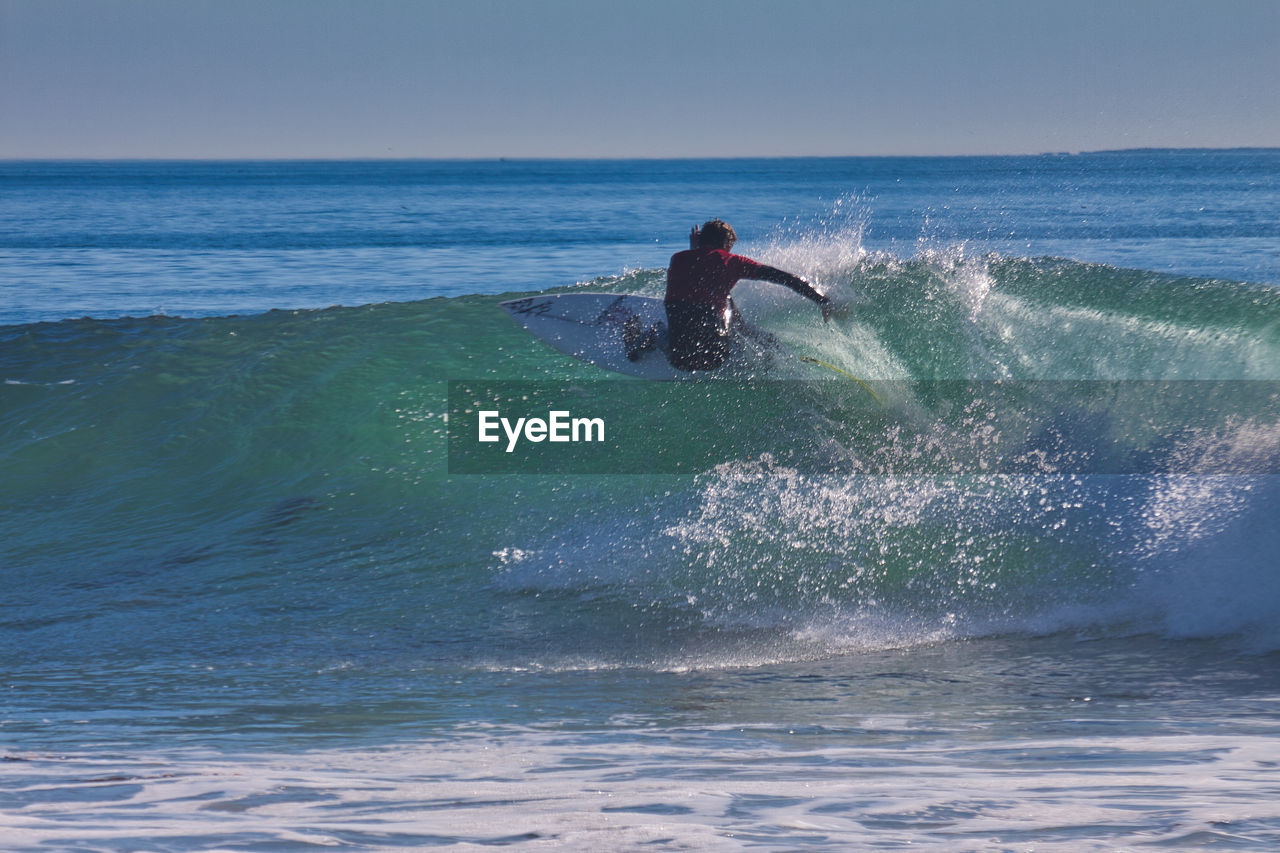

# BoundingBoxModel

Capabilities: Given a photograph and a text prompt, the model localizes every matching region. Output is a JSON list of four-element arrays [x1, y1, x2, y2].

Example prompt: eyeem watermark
[[447, 380, 1280, 475], [478, 409, 605, 452]]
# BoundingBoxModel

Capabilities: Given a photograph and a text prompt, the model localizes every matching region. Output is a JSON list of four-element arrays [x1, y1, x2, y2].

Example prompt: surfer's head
[[697, 219, 736, 250]]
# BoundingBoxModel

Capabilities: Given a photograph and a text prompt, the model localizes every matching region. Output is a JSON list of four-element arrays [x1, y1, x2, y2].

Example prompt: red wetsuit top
[[665, 248, 766, 310]]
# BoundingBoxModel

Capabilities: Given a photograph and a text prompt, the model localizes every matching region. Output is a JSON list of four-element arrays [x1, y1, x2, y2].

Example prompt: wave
[[3, 248, 1279, 666]]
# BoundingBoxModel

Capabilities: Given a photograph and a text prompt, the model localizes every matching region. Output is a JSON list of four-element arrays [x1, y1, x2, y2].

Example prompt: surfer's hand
[[819, 296, 833, 323], [689, 225, 700, 250]]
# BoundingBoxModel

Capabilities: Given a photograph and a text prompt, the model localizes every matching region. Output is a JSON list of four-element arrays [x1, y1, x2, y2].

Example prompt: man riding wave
[[662, 219, 831, 371]]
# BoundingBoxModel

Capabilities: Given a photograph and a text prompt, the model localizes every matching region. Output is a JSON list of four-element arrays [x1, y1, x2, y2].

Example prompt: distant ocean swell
[[3, 247, 1279, 671]]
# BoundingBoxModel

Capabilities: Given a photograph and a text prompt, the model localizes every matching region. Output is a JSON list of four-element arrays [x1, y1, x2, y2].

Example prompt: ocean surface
[[3, 151, 1280, 850]]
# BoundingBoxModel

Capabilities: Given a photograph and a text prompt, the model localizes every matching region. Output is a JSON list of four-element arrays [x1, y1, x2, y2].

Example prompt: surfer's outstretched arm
[[754, 265, 833, 322]]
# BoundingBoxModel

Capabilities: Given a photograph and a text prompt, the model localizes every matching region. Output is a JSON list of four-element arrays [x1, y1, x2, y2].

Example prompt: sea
[[2, 151, 1280, 851]]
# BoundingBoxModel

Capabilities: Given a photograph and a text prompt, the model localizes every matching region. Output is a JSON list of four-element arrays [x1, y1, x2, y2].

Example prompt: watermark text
[[478, 409, 605, 452]]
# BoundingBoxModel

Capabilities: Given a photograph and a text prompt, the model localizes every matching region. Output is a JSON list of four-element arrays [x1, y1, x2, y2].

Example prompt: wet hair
[[698, 219, 737, 249]]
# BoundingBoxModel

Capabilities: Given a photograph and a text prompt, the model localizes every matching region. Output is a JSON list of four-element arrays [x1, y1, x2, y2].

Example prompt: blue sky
[[2, 0, 1277, 158]]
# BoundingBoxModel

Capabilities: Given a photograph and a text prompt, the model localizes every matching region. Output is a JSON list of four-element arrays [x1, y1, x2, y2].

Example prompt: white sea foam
[[5, 729, 1280, 851]]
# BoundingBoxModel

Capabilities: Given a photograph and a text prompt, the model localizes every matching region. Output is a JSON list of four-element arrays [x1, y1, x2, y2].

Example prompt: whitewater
[[2, 152, 1280, 850]]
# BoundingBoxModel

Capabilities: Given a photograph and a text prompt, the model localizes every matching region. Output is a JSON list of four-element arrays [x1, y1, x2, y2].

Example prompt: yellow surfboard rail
[[799, 356, 883, 404]]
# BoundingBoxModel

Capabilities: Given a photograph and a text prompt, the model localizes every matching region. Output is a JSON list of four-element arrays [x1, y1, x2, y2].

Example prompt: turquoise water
[[3, 152, 1280, 850]]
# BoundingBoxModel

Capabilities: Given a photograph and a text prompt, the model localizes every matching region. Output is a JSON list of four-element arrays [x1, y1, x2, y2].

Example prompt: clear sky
[[2, 0, 1277, 159]]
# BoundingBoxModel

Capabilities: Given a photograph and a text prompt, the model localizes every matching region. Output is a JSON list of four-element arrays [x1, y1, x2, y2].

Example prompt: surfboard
[[499, 293, 778, 380], [500, 292, 881, 404]]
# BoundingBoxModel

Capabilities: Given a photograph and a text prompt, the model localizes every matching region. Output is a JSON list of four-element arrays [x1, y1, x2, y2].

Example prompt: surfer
[[661, 219, 831, 371]]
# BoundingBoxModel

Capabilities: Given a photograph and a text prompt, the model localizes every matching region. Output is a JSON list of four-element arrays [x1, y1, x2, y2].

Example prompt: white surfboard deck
[[499, 293, 779, 380]]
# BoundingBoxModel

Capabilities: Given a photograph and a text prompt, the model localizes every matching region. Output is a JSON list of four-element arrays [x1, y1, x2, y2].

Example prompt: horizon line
[[2, 146, 1278, 164]]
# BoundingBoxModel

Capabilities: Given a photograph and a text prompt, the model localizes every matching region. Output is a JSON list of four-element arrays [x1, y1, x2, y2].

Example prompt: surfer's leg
[[622, 315, 660, 361], [666, 301, 730, 371]]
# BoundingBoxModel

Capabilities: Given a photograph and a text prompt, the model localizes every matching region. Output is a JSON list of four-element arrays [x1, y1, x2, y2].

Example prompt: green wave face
[[4, 257, 1279, 666]]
